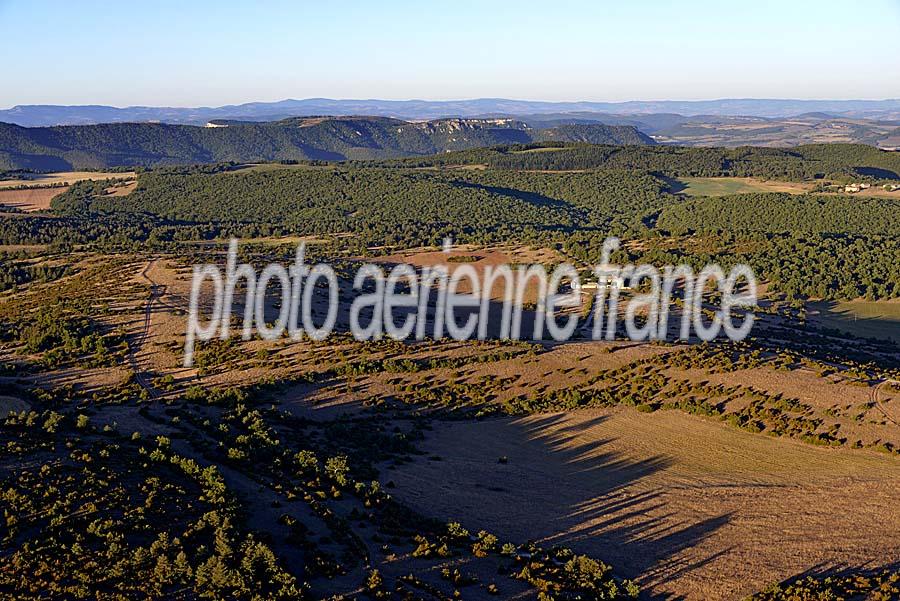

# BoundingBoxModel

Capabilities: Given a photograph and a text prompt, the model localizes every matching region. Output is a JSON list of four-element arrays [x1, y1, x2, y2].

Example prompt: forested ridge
[[51, 162, 900, 238], [0, 119, 652, 170], [376, 142, 900, 180], [49, 167, 670, 245]]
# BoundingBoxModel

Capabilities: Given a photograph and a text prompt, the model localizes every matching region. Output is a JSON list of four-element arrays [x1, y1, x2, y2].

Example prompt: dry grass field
[[377, 244, 563, 303], [112, 249, 897, 597], [120, 253, 900, 444], [0, 186, 69, 211], [103, 180, 138, 196], [0, 171, 137, 210], [809, 299, 900, 343], [385, 408, 900, 600], [674, 177, 812, 196], [3, 245, 898, 600], [0, 170, 136, 189]]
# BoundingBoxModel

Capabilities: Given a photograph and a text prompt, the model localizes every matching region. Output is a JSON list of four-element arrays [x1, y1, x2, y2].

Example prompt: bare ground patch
[[0, 171, 136, 189], [0, 186, 69, 211]]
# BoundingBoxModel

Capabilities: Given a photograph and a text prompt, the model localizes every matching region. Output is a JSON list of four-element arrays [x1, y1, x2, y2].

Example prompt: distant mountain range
[[0, 117, 653, 170], [3, 98, 900, 127]]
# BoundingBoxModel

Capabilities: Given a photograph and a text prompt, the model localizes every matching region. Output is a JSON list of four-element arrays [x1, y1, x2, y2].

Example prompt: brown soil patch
[[104, 180, 138, 196], [0, 171, 136, 189], [0, 186, 69, 211], [375, 245, 563, 303]]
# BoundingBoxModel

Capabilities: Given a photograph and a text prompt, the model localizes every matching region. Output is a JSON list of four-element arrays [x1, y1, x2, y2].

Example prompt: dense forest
[[34, 152, 899, 301], [50, 167, 669, 244], [376, 142, 900, 180], [656, 193, 900, 236]]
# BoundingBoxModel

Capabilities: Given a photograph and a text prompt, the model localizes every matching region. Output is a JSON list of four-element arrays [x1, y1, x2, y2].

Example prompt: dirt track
[[873, 379, 900, 427], [129, 260, 164, 398]]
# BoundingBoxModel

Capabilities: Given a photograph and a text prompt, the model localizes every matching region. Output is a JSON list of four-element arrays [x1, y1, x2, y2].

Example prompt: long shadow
[[764, 560, 900, 595], [378, 409, 731, 597], [162, 250, 900, 598], [179, 265, 740, 596], [809, 300, 900, 345], [507, 413, 731, 591], [656, 175, 688, 195], [790, 559, 900, 579], [450, 180, 576, 212], [855, 166, 898, 179]]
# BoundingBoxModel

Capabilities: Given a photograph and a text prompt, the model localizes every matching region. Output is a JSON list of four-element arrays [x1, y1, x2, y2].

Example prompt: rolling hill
[[0, 117, 653, 170]]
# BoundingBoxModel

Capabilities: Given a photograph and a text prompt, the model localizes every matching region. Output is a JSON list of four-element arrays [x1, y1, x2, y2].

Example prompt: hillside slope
[[0, 118, 652, 169]]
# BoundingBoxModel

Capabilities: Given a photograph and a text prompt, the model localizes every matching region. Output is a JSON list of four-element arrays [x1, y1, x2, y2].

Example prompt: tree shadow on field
[[512, 414, 733, 596], [657, 175, 688, 195], [389, 411, 732, 598], [185, 259, 736, 595], [854, 166, 898, 180], [758, 560, 900, 597], [808, 300, 900, 346], [451, 180, 574, 212]]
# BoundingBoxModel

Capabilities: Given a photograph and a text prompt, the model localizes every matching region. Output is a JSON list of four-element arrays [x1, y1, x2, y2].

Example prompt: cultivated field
[[0, 170, 137, 210], [0, 170, 136, 188], [0, 186, 68, 211]]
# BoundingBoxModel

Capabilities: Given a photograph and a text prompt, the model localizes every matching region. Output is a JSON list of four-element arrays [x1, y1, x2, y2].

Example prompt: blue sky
[[2, 0, 899, 108]]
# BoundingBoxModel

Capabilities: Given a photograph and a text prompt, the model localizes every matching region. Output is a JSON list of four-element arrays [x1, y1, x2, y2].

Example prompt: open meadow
[[810, 299, 900, 343], [672, 177, 812, 196], [386, 408, 900, 600]]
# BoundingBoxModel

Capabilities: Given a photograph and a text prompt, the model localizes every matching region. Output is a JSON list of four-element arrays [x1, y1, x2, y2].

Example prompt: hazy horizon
[[5, 95, 900, 111]]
